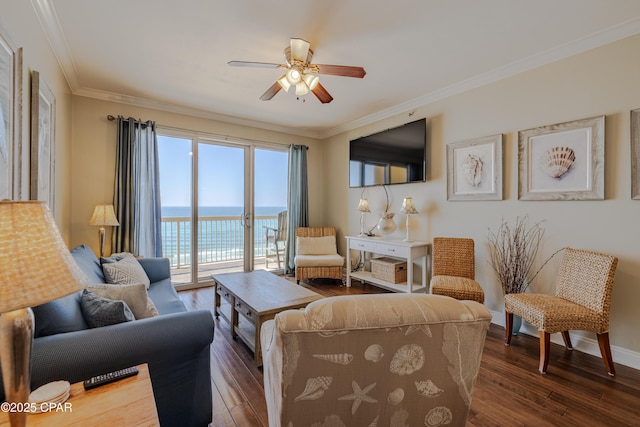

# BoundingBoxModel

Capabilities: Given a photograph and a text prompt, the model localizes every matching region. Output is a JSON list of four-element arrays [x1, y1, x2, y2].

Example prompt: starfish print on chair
[[338, 381, 377, 415]]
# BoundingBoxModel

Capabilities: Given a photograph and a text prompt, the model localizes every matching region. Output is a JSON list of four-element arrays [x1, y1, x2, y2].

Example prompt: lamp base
[[98, 227, 106, 258], [0, 308, 34, 427]]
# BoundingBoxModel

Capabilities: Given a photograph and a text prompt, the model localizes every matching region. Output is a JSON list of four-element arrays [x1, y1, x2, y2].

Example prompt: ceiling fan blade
[[313, 64, 366, 78], [290, 38, 311, 62], [311, 82, 333, 104], [228, 61, 284, 69], [259, 81, 282, 101]]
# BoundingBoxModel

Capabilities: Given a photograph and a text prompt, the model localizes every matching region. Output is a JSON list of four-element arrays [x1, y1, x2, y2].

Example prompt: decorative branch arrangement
[[487, 216, 546, 294]]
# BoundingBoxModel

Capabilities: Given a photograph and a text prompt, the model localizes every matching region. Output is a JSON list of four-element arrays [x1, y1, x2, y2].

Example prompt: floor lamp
[[0, 201, 87, 427], [400, 196, 418, 242], [89, 204, 120, 257]]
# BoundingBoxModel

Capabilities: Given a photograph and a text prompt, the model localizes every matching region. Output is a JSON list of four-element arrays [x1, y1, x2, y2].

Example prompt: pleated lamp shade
[[89, 204, 120, 227]]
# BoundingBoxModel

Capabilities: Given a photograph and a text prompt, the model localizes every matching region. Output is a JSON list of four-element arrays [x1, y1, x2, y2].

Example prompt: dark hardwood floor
[[178, 279, 640, 427]]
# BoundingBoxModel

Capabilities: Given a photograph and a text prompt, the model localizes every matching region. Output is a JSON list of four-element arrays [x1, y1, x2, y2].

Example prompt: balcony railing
[[161, 215, 278, 268]]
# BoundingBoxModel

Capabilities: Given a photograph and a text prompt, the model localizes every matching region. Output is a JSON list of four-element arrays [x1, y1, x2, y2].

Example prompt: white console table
[[345, 236, 431, 293]]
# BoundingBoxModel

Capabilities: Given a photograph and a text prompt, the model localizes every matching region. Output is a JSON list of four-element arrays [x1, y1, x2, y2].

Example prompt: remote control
[[83, 366, 139, 390]]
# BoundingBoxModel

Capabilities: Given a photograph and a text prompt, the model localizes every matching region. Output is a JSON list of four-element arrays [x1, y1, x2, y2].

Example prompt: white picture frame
[[518, 115, 604, 201], [447, 134, 503, 201], [0, 24, 22, 201], [631, 109, 640, 199], [30, 70, 56, 210]]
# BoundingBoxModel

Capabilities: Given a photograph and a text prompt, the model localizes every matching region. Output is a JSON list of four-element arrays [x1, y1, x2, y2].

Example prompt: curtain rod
[[107, 115, 152, 122]]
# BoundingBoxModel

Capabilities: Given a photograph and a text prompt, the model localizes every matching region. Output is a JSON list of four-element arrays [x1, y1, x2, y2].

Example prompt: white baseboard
[[490, 309, 640, 371]]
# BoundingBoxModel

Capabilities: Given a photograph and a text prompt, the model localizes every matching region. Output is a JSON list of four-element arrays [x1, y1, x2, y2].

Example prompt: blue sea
[[160, 206, 285, 266]]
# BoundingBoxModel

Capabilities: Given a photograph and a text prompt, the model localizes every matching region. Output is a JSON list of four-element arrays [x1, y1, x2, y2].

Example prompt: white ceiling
[[35, 0, 640, 138]]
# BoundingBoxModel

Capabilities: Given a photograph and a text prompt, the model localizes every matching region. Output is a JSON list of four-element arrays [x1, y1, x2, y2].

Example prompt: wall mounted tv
[[349, 118, 426, 187]]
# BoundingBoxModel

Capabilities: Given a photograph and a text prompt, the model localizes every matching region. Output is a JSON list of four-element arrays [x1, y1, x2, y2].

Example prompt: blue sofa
[[0, 245, 214, 427]]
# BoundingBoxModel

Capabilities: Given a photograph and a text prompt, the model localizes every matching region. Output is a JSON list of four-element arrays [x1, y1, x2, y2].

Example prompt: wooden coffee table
[[213, 270, 322, 366]]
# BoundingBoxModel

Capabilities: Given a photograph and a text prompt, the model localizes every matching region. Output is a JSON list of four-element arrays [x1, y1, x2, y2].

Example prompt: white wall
[[324, 34, 640, 368]]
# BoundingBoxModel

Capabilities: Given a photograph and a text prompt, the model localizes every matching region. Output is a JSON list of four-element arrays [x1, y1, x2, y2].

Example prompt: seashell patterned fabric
[[261, 293, 491, 427]]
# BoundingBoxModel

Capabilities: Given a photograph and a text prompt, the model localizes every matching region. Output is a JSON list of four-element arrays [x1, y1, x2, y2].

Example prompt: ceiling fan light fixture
[[278, 75, 292, 92], [295, 82, 309, 96], [286, 68, 301, 85], [302, 73, 319, 90]]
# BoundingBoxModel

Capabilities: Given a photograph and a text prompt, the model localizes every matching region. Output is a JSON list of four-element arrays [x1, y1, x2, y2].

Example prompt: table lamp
[[399, 196, 418, 242], [357, 198, 370, 236], [89, 204, 119, 257], [0, 201, 88, 427]]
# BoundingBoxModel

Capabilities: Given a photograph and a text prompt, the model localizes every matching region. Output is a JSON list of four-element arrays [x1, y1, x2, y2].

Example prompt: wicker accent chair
[[429, 237, 485, 304], [504, 248, 618, 375], [294, 227, 344, 284]]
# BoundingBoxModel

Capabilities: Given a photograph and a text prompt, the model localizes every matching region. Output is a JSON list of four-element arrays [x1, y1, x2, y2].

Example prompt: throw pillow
[[101, 254, 151, 289], [296, 235, 337, 255], [80, 290, 134, 328], [87, 283, 159, 319]]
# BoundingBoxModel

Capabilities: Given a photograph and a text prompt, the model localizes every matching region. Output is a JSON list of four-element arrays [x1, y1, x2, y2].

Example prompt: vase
[[377, 213, 396, 236], [511, 314, 522, 336]]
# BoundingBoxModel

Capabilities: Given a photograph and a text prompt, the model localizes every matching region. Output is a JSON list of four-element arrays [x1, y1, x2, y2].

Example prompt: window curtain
[[112, 116, 163, 257], [284, 144, 309, 274]]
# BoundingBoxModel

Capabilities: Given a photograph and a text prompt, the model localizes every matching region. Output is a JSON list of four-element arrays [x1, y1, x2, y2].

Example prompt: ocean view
[[160, 206, 286, 266]]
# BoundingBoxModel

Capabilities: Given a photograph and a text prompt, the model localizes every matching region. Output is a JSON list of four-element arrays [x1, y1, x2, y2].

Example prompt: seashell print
[[405, 324, 432, 337], [310, 414, 347, 427], [424, 406, 453, 426], [294, 376, 333, 401], [415, 380, 444, 398], [364, 344, 384, 362], [462, 154, 483, 186], [387, 387, 405, 405], [390, 409, 409, 427], [312, 353, 354, 365], [541, 146, 575, 178], [390, 344, 425, 375]]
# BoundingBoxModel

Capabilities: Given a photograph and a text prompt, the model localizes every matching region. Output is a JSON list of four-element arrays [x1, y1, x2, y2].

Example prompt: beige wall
[[0, 1, 73, 239], [70, 97, 323, 255], [324, 34, 640, 366]]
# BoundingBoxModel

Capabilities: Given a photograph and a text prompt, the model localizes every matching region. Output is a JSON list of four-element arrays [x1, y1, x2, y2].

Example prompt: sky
[[157, 135, 288, 207]]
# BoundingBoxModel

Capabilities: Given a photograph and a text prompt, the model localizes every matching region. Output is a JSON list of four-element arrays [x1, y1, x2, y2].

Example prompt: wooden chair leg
[[597, 333, 616, 376], [561, 331, 573, 350], [539, 331, 551, 374], [504, 312, 513, 345]]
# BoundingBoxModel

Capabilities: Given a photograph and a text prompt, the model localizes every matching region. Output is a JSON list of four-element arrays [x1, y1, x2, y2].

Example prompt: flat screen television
[[349, 118, 426, 187]]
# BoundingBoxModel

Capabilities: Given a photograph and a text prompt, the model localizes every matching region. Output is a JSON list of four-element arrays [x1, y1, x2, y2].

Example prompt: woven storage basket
[[371, 257, 407, 283]]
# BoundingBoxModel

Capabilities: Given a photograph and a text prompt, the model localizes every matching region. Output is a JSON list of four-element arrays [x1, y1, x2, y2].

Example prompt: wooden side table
[[0, 364, 159, 426]]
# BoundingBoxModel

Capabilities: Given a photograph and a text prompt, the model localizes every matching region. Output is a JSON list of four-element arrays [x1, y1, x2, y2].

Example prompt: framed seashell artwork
[[446, 134, 503, 201], [518, 115, 604, 200], [631, 109, 640, 200]]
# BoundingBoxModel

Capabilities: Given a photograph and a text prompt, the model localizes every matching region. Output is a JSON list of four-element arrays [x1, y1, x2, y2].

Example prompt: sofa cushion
[[296, 236, 337, 255], [148, 278, 187, 315], [70, 245, 106, 284], [88, 283, 159, 319], [101, 254, 151, 289], [32, 291, 89, 338], [80, 289, 135, 328]]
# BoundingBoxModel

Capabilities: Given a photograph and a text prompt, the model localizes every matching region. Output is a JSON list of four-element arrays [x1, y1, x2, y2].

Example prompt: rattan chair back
[[432, 237, 475, 279]]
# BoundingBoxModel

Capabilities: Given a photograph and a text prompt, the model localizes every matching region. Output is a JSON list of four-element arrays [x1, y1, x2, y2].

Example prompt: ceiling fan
[[228, 38, 366, 104]]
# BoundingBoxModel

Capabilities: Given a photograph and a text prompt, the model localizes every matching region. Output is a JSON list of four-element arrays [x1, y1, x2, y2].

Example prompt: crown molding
[[321, 16, 640, 139], [74, 87, 324, 139], [34, 0, 640, 141]]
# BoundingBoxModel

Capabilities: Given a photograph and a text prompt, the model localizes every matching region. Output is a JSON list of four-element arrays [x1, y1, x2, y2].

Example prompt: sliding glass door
[[158, 132, 287, 288]]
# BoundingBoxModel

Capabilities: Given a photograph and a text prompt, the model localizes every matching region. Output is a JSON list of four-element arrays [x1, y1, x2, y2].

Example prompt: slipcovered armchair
[[261, 293, 491, 427], [505, 247, 618, 375], [294, 227, 344, 284], [430, 237, 485, 303]]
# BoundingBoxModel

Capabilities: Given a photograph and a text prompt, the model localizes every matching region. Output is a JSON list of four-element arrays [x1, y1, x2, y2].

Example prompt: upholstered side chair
[[504, 247, 618, 375], [294, 227, 344, 284], [261, 293, 492, 427], [429, 237, 485, 303]]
